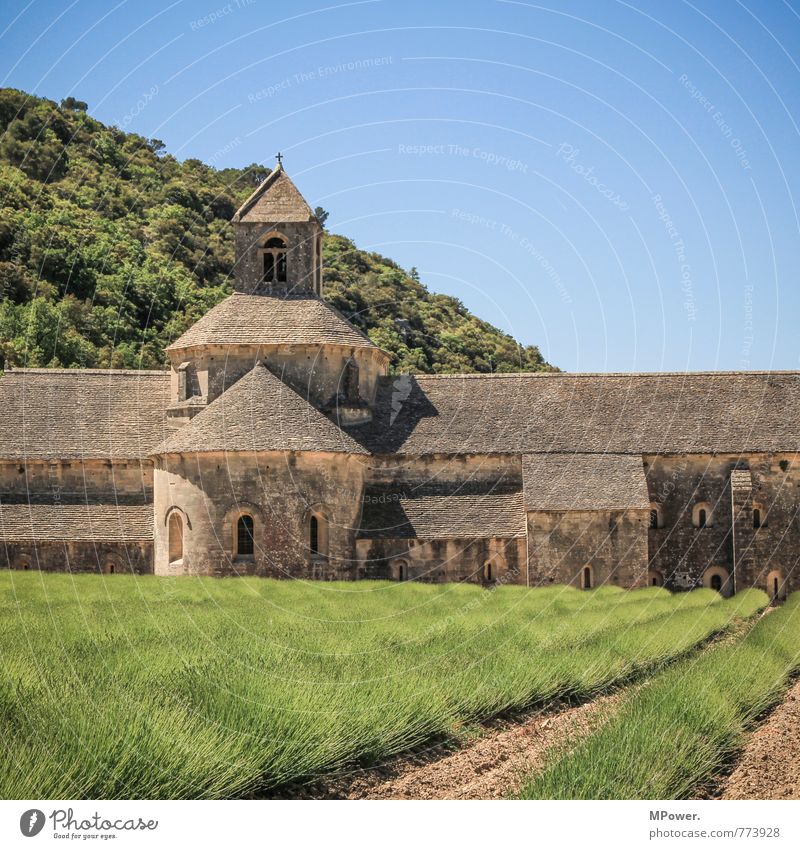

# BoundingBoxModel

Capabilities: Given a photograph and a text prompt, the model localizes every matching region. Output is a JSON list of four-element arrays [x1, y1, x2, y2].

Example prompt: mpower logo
[[17, 807, 159, 838], [19, 809, 45, 837]]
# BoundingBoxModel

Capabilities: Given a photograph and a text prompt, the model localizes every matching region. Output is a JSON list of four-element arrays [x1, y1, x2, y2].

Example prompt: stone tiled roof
[[0, 369, 171, 460], [233, 166, 318, 223], [166, 293, 380, 352], [359, 482, 526, 539], [0, 503, 153, 541], [157, 364, 368, 455], [359, 371, 800, 456], [523, 453, 649, 511]]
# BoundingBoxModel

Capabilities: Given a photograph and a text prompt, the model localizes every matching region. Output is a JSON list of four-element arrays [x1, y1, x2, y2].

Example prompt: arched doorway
[[648, 570, 664, 587], [392, 559, 409, 582], [581, 565, 593, 590], [102, 557, 121, 575]]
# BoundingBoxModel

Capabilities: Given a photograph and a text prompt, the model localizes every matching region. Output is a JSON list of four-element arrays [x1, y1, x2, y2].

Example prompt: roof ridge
[[402, 370, 800, 380], [4, 368, 170, 376]]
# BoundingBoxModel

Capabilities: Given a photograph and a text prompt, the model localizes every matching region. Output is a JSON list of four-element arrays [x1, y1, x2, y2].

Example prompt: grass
[[516, 591, 800, 800], [0, 573, 767, 799]]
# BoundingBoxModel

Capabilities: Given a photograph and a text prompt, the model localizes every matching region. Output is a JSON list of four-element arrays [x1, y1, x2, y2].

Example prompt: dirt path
[[718, 677, 800, 800], [309, 693, 623, 800]]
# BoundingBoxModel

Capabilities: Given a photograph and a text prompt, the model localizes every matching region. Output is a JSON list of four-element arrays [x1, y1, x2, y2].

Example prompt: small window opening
[[342, 359, 360, 402], [753, 508, 761, 529], [310, 515, 319, 555], [649, 509, 659, 529], [262, 236, 287, 283], [168, 512, 183, 564], [237, 515, 254, 557], [698, 508, 707, 528], [582, 566, 593, 589]]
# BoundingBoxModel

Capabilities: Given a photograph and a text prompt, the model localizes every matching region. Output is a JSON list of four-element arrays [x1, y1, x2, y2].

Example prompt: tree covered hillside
[[0, 89, 554, 374]]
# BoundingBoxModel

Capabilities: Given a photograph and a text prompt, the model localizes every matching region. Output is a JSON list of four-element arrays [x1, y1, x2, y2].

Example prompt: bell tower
[[231, 157, 324, 296]]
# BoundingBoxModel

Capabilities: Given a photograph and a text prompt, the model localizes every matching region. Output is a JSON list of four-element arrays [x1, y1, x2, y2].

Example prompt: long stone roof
[[359, 482, 525, 539], [157, 363, 368, 455], [0, 503, 153, 541], [166, 293, 380, 352], [0, 368, 170, 460], [357, 371, 800, 456], [232, 165, 318, 224], [522, 453, 650, 511]]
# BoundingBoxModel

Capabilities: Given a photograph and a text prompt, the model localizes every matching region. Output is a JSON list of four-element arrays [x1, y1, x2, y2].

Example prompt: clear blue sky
[[3, 0, 800, 372]]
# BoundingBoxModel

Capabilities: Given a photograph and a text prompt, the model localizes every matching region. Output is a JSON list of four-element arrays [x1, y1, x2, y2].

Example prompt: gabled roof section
[[156, 363, 367, 455], [0, 368, 171, 460], [523, 453, 649, 511], [233, 164, 318, 223], [358, 481, 525, 539], [166, 293, 383, 353], [360, 371, 800, 456], [0, 502, 153, 541]]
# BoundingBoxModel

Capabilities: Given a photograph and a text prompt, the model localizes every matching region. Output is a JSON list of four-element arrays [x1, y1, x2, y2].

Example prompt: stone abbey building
[[1, 165, 798, 600]]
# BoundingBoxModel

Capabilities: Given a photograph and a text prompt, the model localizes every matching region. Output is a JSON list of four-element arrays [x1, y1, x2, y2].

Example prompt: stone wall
[[355, 536, 527, 584], [2, 541, 152, 573], [0, 459, 152, 502], [643, 453, 800, 596], [153, 450, 367, 577], [167, 343, 386, 411], [526, 508, 649, 589]]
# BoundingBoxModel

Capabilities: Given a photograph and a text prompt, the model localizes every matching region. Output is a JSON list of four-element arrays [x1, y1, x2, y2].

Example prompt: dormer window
[[262, 236, 287, 283]]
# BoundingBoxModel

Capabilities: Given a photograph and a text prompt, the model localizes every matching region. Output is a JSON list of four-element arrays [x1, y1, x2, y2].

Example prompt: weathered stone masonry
[[1, 164, 798, 599]]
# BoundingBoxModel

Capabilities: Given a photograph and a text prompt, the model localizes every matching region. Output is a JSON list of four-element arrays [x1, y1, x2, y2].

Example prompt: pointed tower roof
[[232, 163, 319, 223], [165, 293, 384, 353]]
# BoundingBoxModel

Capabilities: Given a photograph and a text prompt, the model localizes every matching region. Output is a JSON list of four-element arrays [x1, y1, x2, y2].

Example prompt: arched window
[[168, 512, 183, 565], [582, 565, 593, 590], [692, 502, 713, 528], [236, 514, 255, 558], [393, 559, 409, 581], [649, 506, 661, 529], [341, 359, 360, 402], [753, 505, 765, 529], [484, 562, 493, 582], [703, 566, 729, 595], [309, 515, 319, 555], [262, 236, 287, 283]]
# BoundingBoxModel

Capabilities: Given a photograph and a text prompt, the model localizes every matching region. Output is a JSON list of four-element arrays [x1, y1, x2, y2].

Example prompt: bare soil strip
[[305, 694, 624, 800], [717, 677, 800, 800]]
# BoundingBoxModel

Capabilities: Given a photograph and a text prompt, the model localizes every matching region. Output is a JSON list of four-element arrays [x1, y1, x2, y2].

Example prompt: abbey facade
[[1, 165, 798, 600]]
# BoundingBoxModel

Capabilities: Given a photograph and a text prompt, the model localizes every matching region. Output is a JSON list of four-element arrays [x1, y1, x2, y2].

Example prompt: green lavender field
[[518, 591, 800, 800], [0, 573, 768, 799]]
